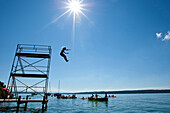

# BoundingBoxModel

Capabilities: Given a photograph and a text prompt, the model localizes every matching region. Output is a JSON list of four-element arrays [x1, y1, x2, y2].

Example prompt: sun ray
[[79, 10, 90, 22], [73, 11, 76, 46], [49, 9, 71, 25], [42, 9, 71, 30], [51, 9, 71, 24], [64, 0, 90, 42]]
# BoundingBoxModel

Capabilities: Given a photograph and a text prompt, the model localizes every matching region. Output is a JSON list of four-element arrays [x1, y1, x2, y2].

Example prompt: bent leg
[[61, 54, 68, 62], [63, 55, 68, 62]]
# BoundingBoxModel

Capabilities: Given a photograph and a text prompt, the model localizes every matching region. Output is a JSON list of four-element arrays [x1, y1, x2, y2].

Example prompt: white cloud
[[156, 32, 162, 39], [162, 31, 170, 41]]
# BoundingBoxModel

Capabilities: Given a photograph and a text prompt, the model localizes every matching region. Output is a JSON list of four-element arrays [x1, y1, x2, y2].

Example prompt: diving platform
[[7, 44, 52, 97]]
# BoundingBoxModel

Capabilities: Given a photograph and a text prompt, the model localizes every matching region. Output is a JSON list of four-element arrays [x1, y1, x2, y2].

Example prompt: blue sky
[[1, 0, 170, 92]]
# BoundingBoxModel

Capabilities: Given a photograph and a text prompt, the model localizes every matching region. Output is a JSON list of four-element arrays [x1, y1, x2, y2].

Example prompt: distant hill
[[75, 89, 170, 94], [16, 89, 170, 95]]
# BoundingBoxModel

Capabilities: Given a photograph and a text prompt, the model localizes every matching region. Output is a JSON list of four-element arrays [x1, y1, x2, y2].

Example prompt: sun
[[49, 0, 89, 27], [66, 0, 82, 13], [64, 0, 87, 20]]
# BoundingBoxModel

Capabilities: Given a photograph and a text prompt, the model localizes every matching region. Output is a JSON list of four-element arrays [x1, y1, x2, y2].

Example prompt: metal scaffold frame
[[7, 44, 52, 97]]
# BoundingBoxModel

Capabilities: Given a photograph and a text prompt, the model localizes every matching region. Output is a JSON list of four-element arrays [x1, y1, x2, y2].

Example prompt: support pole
[[45, 95, 48, 109], [17, 96, 21, 113], [42, 96, 45, 111], [24, 95, 29, 111]]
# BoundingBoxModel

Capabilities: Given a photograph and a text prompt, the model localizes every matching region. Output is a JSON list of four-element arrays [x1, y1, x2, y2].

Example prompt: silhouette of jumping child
[[60, 47, 70, 62]]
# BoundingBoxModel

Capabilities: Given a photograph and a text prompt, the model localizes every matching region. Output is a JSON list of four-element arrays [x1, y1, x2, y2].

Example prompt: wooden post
[[42, 96, 45, 111], [45, 95, 48, 109], [24, 95, 29, 111], [17, 96, 21, 113]]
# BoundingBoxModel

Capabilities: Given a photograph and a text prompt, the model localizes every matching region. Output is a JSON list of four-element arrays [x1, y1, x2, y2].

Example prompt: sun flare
[[67, 0, 82, 13], [47, 0, 90, 45]]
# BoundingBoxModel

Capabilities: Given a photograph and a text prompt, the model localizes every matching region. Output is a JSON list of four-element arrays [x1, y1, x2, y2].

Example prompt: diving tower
[[7, 44, 52, 97]]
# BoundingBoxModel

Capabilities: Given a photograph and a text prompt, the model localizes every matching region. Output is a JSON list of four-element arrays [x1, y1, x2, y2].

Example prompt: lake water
[[0, 93, 170, 113]]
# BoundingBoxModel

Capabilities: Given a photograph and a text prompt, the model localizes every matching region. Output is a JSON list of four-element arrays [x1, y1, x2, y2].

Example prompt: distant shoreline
[[74, 89, 170, 94], [15, 89, 170, 95]]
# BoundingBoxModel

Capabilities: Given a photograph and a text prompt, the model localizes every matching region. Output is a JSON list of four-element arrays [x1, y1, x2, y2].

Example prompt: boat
[[57, 94, 77, 99], [108, 95, 116, 98], [56, 81, 77, 99], [88, 97, 108, 101], [81, 97, 87, 99]]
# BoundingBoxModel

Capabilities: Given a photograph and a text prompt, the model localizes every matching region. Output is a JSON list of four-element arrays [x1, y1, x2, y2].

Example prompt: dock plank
[[0, 99, 48, 103]]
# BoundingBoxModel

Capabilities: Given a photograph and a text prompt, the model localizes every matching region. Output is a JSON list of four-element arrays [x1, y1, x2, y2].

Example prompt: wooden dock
[[0, 99, 48, 103], [0, 96, 48, 112]]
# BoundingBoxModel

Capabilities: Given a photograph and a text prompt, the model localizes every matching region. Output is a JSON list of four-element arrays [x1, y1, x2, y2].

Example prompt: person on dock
[[60, 47, 70, 62]]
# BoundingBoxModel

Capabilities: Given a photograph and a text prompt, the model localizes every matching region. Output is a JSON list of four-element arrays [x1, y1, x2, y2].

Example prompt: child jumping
[[60, 47, 70, 62]]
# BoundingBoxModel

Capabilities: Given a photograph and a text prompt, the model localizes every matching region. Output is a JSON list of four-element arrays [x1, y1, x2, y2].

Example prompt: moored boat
[[108, 95, 116, 98], [88, 97, 108, 101], [57, 94, 77, 99]]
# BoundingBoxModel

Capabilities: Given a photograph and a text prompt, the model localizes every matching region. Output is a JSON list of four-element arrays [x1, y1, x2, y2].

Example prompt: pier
[[0, 95, 48, 112]]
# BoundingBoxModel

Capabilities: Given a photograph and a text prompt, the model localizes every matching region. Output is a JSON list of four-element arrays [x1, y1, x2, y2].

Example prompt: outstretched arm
[[64, 52, 69, 54], [66, 49, 71, 51]]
